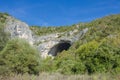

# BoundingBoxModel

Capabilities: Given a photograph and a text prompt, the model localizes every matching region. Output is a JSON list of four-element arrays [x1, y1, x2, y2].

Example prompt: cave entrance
[[48, 40, 71, 56]]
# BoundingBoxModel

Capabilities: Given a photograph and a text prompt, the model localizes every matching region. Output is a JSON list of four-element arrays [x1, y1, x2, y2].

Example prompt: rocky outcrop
[[35, 28, 88, 58], [5, 16, 34, 45], [5, 16, 89, 58]]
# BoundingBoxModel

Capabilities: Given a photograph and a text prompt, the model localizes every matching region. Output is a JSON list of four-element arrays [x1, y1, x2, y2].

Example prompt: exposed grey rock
[[5, 16, 34, 45], [36, 28, 88, 58], [4, 16, 89, 58]]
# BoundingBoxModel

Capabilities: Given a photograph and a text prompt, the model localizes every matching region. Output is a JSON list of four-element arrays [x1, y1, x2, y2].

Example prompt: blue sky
[[0, 0, 120, 26]]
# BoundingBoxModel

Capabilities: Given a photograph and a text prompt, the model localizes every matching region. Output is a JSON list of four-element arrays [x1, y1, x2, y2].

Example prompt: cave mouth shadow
[[48, 41, 71, 56]]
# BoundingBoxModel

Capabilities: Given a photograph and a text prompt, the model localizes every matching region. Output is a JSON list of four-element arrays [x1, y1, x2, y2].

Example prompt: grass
[[0, 73, 120, 80]]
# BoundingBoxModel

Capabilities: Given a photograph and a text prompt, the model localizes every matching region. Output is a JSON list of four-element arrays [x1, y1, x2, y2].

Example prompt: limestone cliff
[[4, 16, 88, 58], [5, 16, 34, 45]]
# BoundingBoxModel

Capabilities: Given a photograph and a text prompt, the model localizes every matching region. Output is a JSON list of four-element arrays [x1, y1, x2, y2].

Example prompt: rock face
[[36, 28, 88, 58], [5, 16, 88, 58], [5, 16, 34, 45]]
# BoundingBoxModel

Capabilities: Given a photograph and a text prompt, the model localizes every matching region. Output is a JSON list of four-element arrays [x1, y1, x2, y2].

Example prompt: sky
[[0, 0, 120, 26]]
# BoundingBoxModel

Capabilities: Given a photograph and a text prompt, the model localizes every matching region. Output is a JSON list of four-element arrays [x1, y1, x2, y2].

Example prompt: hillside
[[30, 14, 120, 74], [0, 12, 120, 79], [30, 14, 120, 36]]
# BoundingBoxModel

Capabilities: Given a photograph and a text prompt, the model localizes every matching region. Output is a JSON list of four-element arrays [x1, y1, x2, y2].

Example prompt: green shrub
[[0, 38, 40, 75], [0, 23, 9, 51], [39, 57, 57, 73], [76, 39, 120, 74], [55, 53, 76, 74], [0, 12, 8, 23], [52, 51, 85, 74]]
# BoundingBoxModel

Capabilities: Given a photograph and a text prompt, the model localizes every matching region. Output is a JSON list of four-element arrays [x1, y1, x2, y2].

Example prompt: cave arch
[[48, 40, 71, 56]]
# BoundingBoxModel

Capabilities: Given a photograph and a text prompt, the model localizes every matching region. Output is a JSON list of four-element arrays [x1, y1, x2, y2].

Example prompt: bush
[[39, 57, 57, 73], [0, 38, 40, 75], [76, 39, 120, 74], [53, 51, 85, 74], [0, 12, 8, 23], [0, 23, 9, 51]]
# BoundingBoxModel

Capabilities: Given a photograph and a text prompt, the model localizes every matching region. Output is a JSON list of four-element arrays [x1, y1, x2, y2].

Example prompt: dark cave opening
[[48, 41, 71, 56]]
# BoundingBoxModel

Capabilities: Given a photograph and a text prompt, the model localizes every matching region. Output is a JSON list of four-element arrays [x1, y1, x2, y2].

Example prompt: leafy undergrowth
[[0, 12, 9, 24], [0, 39, 40, 75]]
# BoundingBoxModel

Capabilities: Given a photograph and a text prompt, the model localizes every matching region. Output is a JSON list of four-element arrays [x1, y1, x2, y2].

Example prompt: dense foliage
[[0, 12, 9, 23], [0, 24, 9, 51], [0, 13, 9, 51], [39, 38, 120, 74], [0, 39, 40, 75]]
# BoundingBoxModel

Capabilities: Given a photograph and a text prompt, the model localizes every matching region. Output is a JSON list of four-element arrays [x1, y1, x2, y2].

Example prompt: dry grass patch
[[0, 73, 120, 80]]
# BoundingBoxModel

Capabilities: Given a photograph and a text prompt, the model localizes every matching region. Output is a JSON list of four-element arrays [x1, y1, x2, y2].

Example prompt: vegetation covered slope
[[0, 13, 9, 51], [30, 14, 120, 36], [0, 12, 120, 77], [30, 25, 77, 36], [39, 14, 120, 74]]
